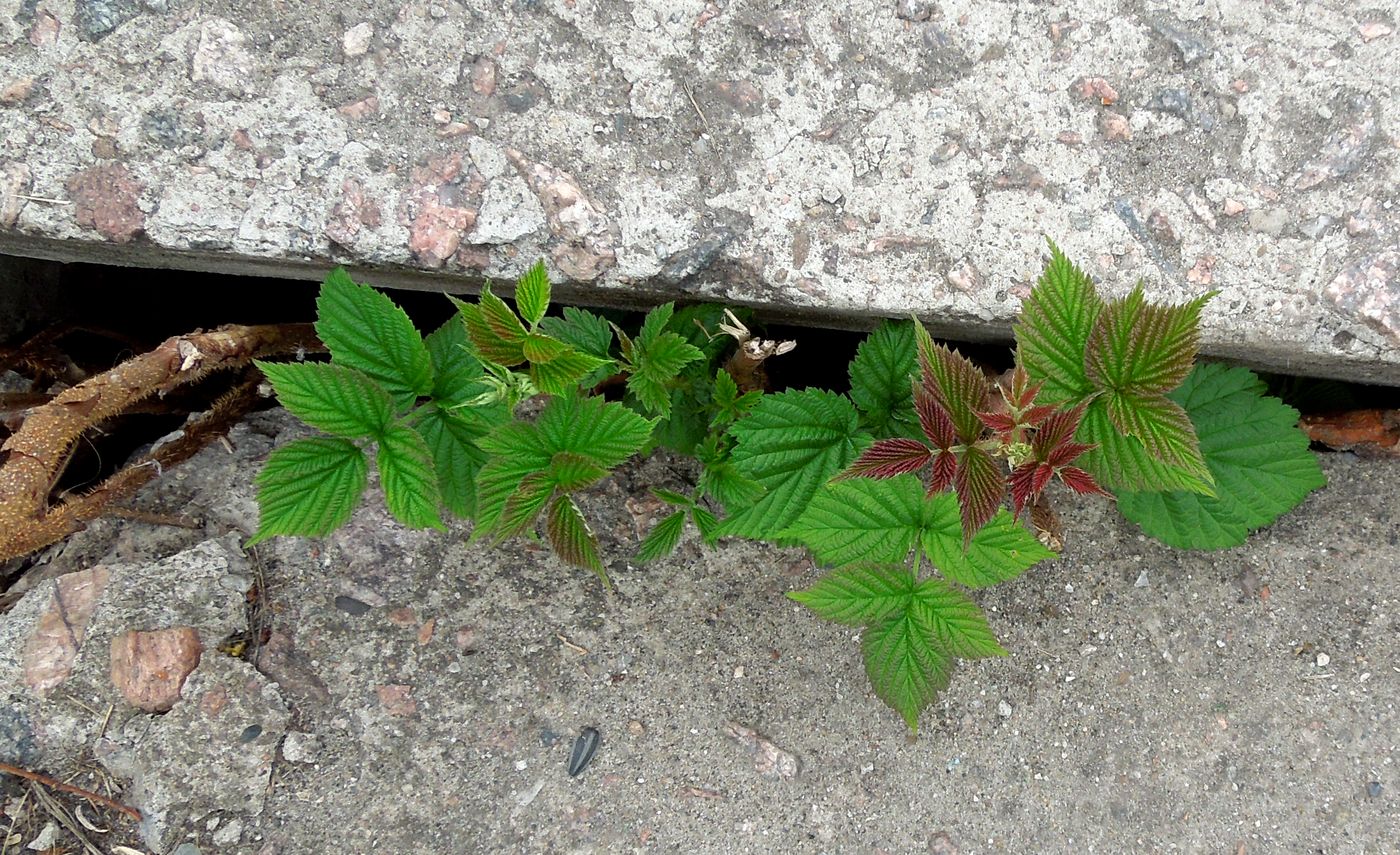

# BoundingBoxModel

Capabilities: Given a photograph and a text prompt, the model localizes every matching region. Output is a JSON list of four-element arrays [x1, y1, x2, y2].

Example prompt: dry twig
[[0, 323, 320, 562], [0, 761, 141, 823]]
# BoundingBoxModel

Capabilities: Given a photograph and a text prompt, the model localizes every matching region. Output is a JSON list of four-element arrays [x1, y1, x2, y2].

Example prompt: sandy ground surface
[[2, 409, 1396, 854]]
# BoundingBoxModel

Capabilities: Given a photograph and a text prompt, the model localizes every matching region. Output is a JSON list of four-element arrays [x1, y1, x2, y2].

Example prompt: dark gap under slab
[[1, 254, 1396, 516]]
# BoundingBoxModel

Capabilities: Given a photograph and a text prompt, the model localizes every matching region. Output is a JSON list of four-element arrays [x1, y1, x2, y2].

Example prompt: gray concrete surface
[[1, 1, 1398, 383], [1, 408, 1396, 853]]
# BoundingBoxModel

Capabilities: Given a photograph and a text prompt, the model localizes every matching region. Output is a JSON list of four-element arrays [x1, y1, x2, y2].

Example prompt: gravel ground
[[2, 410, 1396, 853]]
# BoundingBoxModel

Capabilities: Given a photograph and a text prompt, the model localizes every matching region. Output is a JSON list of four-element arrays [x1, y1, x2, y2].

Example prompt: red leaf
[[1045, 439, 1095, 469], [839, 439, 932, 479], [928, 448, 957, 495], [1020, 404, 1059, 428], [915, 327, 990, 443], [915, 386, 958, 450], [954, 446, 1004, 544], [1034, 402, 1089, 452], [1009, 461, 1055, 517], [1058, 466, 1110, 496], [975, 409, 1018, 435]]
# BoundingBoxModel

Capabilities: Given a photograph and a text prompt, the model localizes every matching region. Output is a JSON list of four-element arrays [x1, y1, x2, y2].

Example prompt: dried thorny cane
[[699, 308, 796, 393], [0, 323, 321, 563]]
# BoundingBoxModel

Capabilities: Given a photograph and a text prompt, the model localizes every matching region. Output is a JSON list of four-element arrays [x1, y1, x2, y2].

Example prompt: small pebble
[[1135, 570, 1150, 588], [1315, 652, 1330, 667], [998, 700, 1012, 718], [1366, 781, 1382, 798], [568, 727, 601, 777], [514, 759, 528, 771]]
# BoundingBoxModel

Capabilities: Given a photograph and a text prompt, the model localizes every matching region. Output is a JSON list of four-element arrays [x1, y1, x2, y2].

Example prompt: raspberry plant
[[249, 243, 1325, 732]]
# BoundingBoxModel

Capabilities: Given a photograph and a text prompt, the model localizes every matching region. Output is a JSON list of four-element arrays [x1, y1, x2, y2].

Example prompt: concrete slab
[[1, 1, 1398, 383], [1, 409, 1396, 852]]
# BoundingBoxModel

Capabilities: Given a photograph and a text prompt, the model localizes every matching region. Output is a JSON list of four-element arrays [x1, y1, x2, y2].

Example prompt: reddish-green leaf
[[1103, 389, 1203, 471], [546, 494, 606, 581], [914, 323, 989, 442], [1085, 286, 1212, 395], [837, 438, 931, 479], [451, 295, 526, 366], [953, 445, 1004, 544], [548, 451, 609, 491], [1013, 240, 1103, 403], [493, 472, 555, 540]]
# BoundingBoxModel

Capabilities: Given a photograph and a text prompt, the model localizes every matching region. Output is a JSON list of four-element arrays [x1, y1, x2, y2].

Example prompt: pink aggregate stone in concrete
[[110, 626, 204, 713], [65, 163, 144, 243], [22, 565, 111, 696], [1325, 251, 1400, 346]]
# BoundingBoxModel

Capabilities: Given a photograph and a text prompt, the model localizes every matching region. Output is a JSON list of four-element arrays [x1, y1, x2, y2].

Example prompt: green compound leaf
[[316, 268, 433, 411], [862, 610, 954, 733], [714, 389, 866, 540], [909, 578, 1008, 660], [919, 493, 1055, 588], [1075, 398, 1214, 494], [474, 392, 651, 542], [256, 361, 393, 440], [1084, 285, 1213, 477], [530, 347, 613, 396], [546, 494, 606, 581], [547, 451, 609, 492], [494, 472, 555, 540], [780, 475, 925, 567], [473, 422, 553, 534], [537, 307, 616, 387], [790, 563, 1005, 731], [1085, 286, 1212, 396], [1015, 243, 1214, 494], [522, 332, 569, 364], [1116, 363, 1326, 549], [513, 260, 551, 328], [710, 368, 761, 431], [415, 405, 493, 518], [424, 318, 494, 408], [637, 510, 686, 563], [450, 288, 528, 366], [1013, 240, 1102, 403], [535, 391, 655, 470], [626, 303, 706, 419], [377, 421, 444, 530], [788, 563, 916, 626], [628, 334, 706, 418], [249, 437, 368, 545], [849, 320, 920, 439]]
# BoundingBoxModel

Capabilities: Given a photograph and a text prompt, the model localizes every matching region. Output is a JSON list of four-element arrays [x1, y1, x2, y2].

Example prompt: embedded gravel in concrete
[[1, 1, 1398, 383]]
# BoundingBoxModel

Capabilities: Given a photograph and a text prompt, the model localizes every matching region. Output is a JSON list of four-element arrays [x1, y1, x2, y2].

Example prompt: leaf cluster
[[251, 247, 1326, 733]]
